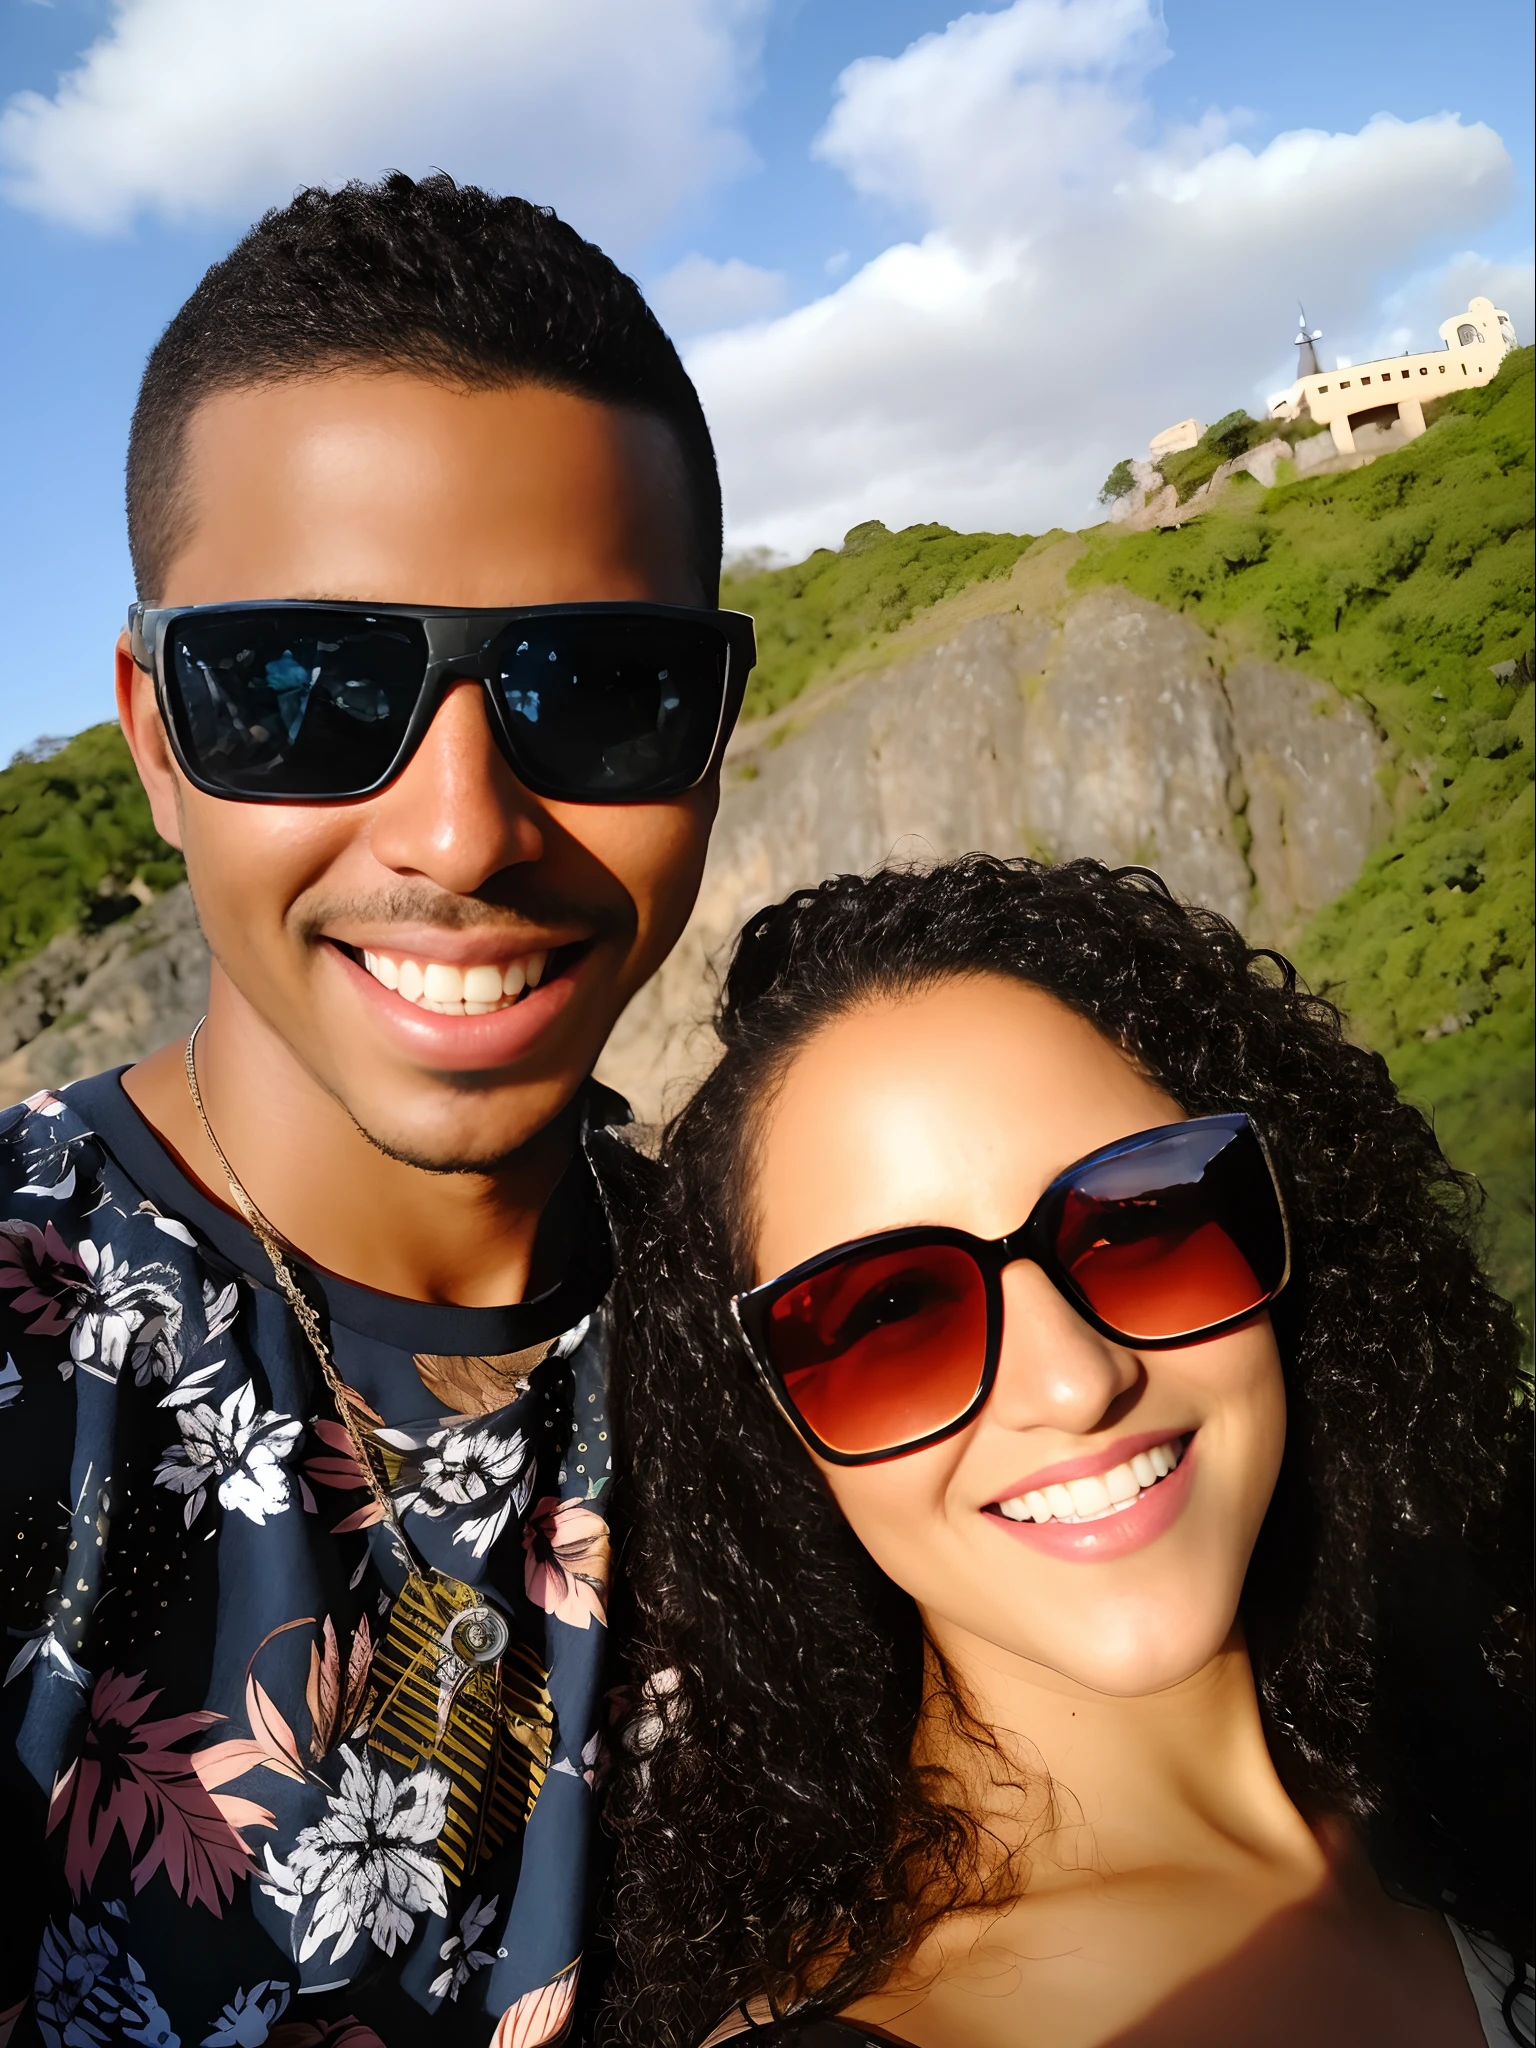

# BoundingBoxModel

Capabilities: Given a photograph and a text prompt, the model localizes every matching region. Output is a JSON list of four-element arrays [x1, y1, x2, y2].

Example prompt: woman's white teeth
[[361, 949, 550, 1015], [996, 1438, 1185, 1524]]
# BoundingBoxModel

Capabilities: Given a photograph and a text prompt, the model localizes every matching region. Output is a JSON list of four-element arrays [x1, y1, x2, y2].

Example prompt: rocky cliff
[[593, 542, 1388, 1118], [0, 883, 208, 1101]]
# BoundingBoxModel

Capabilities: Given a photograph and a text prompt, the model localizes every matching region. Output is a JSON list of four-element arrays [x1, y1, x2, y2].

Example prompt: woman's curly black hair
[[598, 856, 1532, 2046]]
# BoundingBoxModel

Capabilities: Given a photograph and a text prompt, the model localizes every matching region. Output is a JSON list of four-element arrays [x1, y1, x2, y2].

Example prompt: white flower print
[[153, 1381, 303, 1528], [396, 1421, 534, 1560], [549, 1313, 591, 1360], [200, 1978, 291, 2046], [70, 1239, 184, 1386], [258, 1745, 449, 1965], [4, 1620, 89, 1689], [429, 1890, 500, 1999], [202, 1277, 240, 1340]]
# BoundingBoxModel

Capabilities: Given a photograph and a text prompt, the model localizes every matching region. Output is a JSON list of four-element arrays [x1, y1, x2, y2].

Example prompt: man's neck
[[120, 979, 580, 1310]]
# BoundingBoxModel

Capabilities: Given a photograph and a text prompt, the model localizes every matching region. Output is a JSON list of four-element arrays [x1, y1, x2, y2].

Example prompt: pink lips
[[986, 1433, 1198, 1563], [332, 940, 583, 1071]]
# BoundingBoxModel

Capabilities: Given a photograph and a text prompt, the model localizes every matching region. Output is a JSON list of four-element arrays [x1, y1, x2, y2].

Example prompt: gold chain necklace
[[182, 1019, 556, 1881]]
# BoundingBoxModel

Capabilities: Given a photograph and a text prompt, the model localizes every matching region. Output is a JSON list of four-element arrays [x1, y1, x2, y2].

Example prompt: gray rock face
[[0, 884, 208, 1102], [1017, 589, 1253, 925], [596, 584, 1390, 1118], [1223, 656, 1388, 926], [0, 586, 1389, 1127]]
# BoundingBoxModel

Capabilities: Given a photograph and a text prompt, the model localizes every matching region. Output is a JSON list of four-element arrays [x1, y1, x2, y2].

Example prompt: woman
[[600, 857, 1531, 2048]]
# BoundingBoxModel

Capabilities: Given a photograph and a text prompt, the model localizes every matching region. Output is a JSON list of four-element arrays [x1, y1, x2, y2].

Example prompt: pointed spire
[[1294, 303, 1323, 379]]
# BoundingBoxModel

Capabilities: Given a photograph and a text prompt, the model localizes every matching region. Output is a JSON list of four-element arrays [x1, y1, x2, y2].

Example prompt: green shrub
[[1074, 346, 1535, 1332], [723, 520, 1036, 721], [0, 723, 184, 974], [1155, 411, 1279, 502]]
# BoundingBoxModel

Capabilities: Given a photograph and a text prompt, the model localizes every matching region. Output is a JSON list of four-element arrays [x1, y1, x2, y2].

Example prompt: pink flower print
[[269, 2022, 386, 2048], [491, 1961, 579, 2047], [46, 1669, 275, 1916], [0, 1218, 88, 1337], [301, 1418, 386, 1534], [522, 1497, 609, 1630]]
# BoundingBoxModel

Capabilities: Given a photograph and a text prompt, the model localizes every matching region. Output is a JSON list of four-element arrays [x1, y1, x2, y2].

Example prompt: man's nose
[[985, 1258, 1143, 1437], [365, 680, 545, 893]]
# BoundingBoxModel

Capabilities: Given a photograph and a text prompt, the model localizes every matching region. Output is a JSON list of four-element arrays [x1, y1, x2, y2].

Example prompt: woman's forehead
[[751, 974, 1183, 1273]]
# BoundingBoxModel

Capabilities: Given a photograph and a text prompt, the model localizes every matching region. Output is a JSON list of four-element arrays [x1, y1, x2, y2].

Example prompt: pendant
[[363, 1573, 555, 1885]]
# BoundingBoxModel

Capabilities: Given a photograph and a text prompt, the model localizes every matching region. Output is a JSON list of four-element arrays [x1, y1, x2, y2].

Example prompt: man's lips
[[323, 925, 591, 970], [324, 936, 594, 1071]]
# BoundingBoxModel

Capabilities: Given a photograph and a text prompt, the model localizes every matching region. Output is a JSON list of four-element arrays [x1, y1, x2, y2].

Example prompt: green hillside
[[1073, 347, 1534, 1331], [0, 724, 185, 973], [723, 519, 1036, 720]]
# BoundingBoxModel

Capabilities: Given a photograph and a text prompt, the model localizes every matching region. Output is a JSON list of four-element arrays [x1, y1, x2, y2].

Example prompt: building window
[[1401, 369, 1410, 378], [1419, 365, 1428, 374], [1317, 384, 1328, 393], [1457, 323, 1481, 345], [1439, 365, 1446, 374], [1362, 375, 1372, 384], [1340, 379, 1351, 388]]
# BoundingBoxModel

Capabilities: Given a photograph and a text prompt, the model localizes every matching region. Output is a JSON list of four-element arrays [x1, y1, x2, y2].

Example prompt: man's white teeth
[[996, 1437, 1185, 1524], [360, 949, 549, 1015]]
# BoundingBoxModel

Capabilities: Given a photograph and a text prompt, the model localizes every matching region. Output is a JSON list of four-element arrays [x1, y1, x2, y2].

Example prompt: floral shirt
[[0, 1072, 623, 2048]]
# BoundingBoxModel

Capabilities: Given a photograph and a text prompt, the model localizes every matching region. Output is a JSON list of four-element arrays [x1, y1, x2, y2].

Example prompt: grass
[[1072, 347, 1534, 1331], [722, 519, 1036, 721], [0, 722, 185, 976]]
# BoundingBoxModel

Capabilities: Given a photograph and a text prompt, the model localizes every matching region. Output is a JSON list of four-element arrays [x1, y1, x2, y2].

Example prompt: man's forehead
[[162, 374, 702, 611]]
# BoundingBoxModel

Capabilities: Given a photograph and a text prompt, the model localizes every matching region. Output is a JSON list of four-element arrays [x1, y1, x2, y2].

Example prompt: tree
[[1098, 459, 1137, 504]]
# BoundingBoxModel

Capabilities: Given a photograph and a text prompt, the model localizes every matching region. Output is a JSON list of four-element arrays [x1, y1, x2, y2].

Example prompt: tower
[[1294, 305, 1323, 379]]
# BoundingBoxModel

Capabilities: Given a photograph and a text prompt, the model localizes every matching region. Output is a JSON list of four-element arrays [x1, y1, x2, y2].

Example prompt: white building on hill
[[1268, 296, 1518, 452]]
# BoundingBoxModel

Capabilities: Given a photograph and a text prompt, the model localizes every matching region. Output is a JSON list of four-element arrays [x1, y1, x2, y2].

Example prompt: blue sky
[[0, 0, 1531, 762]]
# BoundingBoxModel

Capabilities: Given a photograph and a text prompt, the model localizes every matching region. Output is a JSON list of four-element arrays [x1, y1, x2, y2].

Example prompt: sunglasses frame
[[127, 598, 757, 806], [732, 1113, 1291, 1466]]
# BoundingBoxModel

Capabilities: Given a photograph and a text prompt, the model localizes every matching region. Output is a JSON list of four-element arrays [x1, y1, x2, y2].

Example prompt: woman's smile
[[983, 1428, 1195, 1560]]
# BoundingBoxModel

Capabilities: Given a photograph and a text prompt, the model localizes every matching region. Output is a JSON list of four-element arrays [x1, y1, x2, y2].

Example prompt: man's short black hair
[[127, 172, 722, 601]]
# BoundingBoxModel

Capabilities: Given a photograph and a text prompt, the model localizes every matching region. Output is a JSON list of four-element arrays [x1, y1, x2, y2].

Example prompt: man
[[0, 174, 749, 2043]]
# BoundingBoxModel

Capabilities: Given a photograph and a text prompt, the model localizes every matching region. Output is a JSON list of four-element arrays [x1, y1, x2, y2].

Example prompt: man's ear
[[116, 632, 185, 851]]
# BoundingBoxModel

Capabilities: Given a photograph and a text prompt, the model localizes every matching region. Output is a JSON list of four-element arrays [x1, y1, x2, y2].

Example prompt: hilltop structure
[[1149, 417, 1202, 457], [1268, 295, 1518, 452]]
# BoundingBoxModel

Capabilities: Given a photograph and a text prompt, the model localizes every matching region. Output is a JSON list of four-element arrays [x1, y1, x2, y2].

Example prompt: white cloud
[[0, 0, 766, 250], [1372, 251, 1533, 360], [814, 0, 1164, 229], [688, 0, 1517, 557], [647, 253, 787, 337]]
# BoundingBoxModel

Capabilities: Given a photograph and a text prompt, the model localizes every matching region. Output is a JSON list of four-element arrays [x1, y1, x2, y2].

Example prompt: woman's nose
[[986, 1257, 1143, 1436]]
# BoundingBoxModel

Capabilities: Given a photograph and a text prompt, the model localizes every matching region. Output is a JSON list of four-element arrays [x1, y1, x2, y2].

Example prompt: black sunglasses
[[733, 1115, 1290, 1466], [128, 599, 756, 805]]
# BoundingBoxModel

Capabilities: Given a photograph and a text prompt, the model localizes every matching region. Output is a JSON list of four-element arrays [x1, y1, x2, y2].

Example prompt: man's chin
[[340, 1085, 583, 1180]]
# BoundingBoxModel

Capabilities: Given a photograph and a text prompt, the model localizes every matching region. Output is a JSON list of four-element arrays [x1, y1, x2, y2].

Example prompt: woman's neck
[[918, 1614, 1325, 1890]]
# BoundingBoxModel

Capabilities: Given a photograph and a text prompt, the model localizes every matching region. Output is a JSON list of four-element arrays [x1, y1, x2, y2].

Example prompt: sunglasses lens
[[488, 616, 726, 799], [166, 611, 427, 796], [1054, 1121, 1285, 1343], [764, 1242, 988, 1457]]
